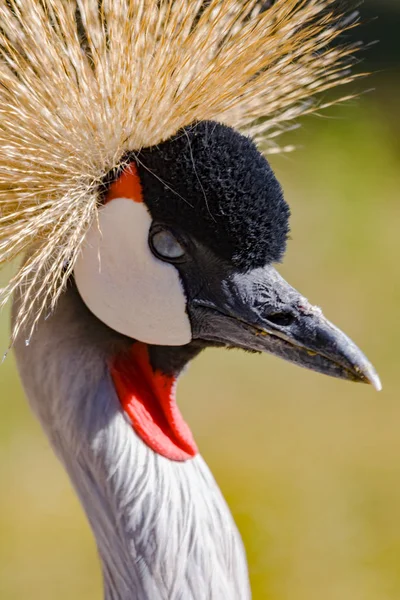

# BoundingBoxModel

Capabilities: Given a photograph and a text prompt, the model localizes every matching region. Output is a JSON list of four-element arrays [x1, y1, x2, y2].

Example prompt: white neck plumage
[[13, 282, 250, 600]]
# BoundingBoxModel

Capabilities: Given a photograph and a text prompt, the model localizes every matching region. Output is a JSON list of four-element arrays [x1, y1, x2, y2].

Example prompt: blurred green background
[[0, 2, 399, 599]]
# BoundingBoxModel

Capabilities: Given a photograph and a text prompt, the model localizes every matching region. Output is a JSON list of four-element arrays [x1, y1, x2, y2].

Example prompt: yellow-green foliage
[[0, 99, 398, 599]]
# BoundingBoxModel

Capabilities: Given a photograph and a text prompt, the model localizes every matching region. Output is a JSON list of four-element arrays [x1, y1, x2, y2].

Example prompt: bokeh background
[[0, 1, 399, 599]]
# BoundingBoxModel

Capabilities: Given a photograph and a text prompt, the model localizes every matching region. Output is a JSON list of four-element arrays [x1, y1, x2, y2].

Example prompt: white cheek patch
[[74, 198, 192, 345]]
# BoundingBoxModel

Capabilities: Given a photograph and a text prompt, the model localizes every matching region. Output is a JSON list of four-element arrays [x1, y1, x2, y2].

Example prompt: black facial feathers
[[134, 121, 290, 270]]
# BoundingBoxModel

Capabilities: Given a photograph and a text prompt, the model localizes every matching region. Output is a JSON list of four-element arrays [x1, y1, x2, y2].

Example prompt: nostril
[[266, 311, 296, 327]]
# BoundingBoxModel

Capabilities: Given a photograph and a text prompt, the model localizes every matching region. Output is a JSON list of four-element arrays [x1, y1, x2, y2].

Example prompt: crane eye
[[150, 226, 185, 261]]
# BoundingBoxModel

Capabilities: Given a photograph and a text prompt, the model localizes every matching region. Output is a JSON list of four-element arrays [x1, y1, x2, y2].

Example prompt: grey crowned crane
[[0, 1, 380, 599]]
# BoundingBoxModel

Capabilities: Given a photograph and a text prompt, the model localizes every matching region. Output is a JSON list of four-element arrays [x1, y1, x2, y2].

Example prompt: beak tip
[[363, 368, 382, 392], [371, 374, 382, 392]]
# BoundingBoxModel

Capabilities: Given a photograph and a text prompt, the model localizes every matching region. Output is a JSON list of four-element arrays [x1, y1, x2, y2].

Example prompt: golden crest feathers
[[0, 0, 361, 342]]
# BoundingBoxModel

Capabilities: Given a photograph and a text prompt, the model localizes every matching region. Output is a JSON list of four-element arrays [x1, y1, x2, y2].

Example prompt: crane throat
[[111, 342, 198, 461]]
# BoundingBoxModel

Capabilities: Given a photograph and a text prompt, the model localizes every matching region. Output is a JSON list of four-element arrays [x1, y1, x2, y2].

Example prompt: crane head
[[74, 121, 380, 394]]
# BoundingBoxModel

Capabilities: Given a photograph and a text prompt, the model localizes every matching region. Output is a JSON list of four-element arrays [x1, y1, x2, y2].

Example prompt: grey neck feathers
[[12, 283, 250, 600]]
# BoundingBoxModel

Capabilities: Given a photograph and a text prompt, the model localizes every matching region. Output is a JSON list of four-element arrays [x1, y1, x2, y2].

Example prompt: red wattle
[[111, 343, 198, 462]]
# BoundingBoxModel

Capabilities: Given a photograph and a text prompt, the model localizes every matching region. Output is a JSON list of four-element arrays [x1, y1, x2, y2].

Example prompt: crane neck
[[12, 281, 250, 599]]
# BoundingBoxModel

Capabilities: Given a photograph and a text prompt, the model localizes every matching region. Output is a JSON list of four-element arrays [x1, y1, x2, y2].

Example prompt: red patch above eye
[[106, 162, 143, 203]]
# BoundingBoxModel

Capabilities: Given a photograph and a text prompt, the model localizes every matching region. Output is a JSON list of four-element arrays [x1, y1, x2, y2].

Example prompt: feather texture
[[0, 0, 362, 341], [13, 279, 251, 599]]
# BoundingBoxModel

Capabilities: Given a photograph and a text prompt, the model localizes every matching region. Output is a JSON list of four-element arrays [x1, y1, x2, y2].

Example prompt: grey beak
[[190, 265, 381, 390]]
